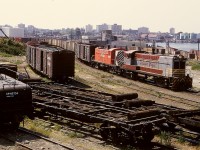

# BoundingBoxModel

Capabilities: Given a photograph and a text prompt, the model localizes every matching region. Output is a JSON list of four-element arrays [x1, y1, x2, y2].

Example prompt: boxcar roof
[[38, 45, 64, 51], [0, 74, 27, 89]]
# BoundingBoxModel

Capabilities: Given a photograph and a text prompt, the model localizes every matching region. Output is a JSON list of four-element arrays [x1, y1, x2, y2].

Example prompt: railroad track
[[0, 127, 75, 150], [74, 60, 200, 110], [28, 82, 200, 145], [34, 112, 200, 149], [30, 83, 167, 144], [29, 81, 200, 110], [90, 70, 200, 109], [0, 135, 33, 150], [34, 115, 178, 150]]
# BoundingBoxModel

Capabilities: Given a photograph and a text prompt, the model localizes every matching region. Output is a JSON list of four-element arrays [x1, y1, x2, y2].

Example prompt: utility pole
[[197, 39, 200, 61], [70, 29, 72, 41], [166, 39, 169, 54]]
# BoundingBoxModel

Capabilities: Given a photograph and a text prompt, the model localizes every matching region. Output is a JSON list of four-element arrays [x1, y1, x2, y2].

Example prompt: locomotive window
[[173, 62, 179, 69], [180, 62, 185, 69], [173, 61, 185, 69]]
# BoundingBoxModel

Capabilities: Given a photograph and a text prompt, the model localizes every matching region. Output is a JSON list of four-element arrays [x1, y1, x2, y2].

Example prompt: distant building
[[0, 27, 24, 38], [138, 27, 149, 34], [191, 33, 197, 40], [96, 23, 108, 33], [197, 33, 200, 39], [108, 24, 122, 35], [170, 27, 175, 34], [176, 32, 191, 40], [27, 25, 35, 34], [101, 30, 112, 43], [18, 23, 25, 29], [85, 24, 93, 33]]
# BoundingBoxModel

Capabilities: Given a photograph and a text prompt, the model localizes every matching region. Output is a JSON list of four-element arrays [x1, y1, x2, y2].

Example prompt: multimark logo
[[6, 92, 19, 98]]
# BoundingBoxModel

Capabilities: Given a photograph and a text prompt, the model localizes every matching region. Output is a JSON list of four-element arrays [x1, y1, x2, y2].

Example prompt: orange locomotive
[[91, 46, 192, 91]]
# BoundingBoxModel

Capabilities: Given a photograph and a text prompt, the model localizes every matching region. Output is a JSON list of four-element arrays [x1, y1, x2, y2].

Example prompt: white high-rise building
[[170, 27, 175, 34], [85, 24, 93, 33], [0, 27, 24, 38], [138, 27, 149, 34]]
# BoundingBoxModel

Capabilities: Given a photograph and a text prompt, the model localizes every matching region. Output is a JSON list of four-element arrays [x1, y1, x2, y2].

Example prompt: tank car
[[0, 74, 33, 128]]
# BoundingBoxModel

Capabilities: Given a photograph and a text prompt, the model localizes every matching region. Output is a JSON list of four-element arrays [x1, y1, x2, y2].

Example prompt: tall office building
[[108, 24, 122, 35], [96, 23, 108, 33], [170, 28, 175, 34], [85, 24, 93, 33]]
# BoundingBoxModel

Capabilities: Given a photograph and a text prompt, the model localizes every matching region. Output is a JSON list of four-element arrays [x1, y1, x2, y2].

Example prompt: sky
[[0, 0, 200, 33]]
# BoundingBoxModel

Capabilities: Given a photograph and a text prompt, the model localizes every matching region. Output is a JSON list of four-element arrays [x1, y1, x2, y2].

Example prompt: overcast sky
[[0, 0, 200, 32]]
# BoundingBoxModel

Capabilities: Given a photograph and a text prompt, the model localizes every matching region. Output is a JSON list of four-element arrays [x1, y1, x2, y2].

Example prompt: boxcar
[[26, 43, 75, 82]]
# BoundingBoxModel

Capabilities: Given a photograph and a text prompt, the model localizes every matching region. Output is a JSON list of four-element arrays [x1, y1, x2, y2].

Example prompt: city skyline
[[0, 0, 200, 33]]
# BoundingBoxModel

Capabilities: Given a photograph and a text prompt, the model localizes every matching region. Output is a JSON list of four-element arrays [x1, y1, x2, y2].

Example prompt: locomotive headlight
[[178, 55, 184, 59]]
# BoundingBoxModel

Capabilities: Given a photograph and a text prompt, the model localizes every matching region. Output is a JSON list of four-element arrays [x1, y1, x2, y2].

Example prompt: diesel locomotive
[[92, 47, 192, 90]]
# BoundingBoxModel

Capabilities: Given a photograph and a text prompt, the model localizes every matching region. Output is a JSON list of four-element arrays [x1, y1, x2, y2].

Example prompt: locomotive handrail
[[186, 69, 193, 78]]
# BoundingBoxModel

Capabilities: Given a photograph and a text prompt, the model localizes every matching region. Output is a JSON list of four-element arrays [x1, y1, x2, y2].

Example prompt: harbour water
[[154, 42, 199, 52]]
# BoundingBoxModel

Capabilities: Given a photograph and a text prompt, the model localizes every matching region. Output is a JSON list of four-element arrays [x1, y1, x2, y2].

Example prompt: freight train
[[26, 41, 75, 82], [0, 73, 33, 129], [33, 39, 192, 91]]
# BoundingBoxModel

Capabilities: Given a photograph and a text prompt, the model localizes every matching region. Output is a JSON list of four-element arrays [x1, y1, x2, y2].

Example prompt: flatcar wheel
[[11, 121, 20, 129], [141, 127, 154, 142], [131, 73, 138, 80], [142, 125, 154, 143], [99, 123, 109, 141], [11, 115, 20, 130]]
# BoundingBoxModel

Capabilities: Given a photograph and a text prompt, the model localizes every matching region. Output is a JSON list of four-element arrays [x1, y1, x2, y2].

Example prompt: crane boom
[[0, 28, 9, 38]]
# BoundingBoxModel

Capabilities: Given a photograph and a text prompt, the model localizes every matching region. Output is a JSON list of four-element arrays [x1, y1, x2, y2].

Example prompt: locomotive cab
[[172, 55, 186, 77], [170, 55, 192, 90]]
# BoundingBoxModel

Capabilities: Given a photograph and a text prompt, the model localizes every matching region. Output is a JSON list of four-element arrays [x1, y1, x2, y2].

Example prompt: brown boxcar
[[26, 43, 75, 82]]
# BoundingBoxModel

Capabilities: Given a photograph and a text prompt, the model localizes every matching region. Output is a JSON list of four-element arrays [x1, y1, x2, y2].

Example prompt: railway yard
[[1, 52, 200, 149]]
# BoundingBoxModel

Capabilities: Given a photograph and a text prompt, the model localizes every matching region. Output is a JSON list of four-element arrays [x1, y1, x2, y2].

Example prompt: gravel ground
[[1, 55, 200, 150], [187, 66, 200, 89], [75, 61, 200, 110]]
